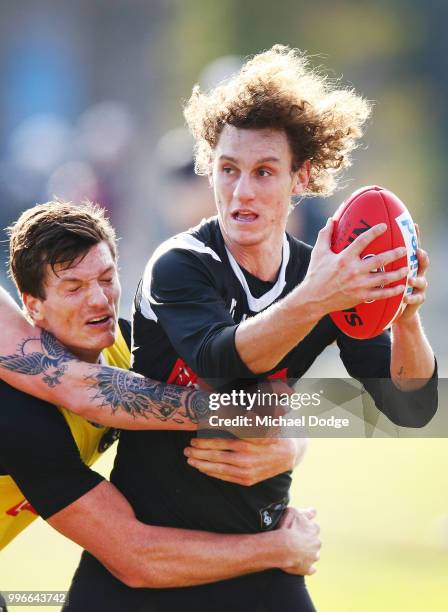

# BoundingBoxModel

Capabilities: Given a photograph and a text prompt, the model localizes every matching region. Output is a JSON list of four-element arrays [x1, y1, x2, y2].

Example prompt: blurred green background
[[0, 1, 447, 610]]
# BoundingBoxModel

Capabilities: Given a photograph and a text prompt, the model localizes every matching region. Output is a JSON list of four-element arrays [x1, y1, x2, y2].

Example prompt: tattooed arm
[[0, 286, 209, 430]]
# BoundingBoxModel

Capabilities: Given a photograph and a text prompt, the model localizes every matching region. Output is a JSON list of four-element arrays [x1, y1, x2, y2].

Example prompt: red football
[[329, 185, 418, 339]]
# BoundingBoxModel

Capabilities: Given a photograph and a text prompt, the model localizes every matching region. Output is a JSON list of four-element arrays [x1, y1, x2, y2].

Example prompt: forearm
[[45, 358, 209, 429], [49, 481, 289, 588], [0, 347, 207, 430], [0, 289, 207, 429], [130, 526, 289, 588], [390, 314, 435, 391], [235, 283, 322, 373]]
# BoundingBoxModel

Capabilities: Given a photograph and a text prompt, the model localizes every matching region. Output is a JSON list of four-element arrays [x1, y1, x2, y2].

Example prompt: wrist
[[292, 280, 328, 323], [184, 389, 211, 426], [392, 312, 421, 334], [256, 530, 290, 570]]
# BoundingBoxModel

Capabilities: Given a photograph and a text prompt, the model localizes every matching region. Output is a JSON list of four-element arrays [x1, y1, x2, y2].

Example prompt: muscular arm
[[0, 386, 320, 584], [237, 222, 435, 392], [236, 222, 409, 373], [48, 480, 318, 587], [0, 286, 208, 429], [391, 315, 434, 390], [390, 247, 434, 390]]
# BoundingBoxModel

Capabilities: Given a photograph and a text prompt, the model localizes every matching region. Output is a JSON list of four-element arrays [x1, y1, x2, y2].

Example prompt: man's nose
[[87, 282, 109, 307], [233, 173, 255, 203]]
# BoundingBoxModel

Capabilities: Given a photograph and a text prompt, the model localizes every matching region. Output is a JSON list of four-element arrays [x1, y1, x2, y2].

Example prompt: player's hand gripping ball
[[329, 186, 418, 339]]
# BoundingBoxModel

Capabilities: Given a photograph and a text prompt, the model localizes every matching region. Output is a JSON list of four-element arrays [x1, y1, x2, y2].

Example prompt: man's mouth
[[86, 315, 113, 327], [231, 210, 259, 223]]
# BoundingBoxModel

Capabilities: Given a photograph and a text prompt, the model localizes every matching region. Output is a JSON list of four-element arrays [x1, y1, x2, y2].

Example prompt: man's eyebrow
[[218, 155, 281, 164], [59, 265, 115, 283]]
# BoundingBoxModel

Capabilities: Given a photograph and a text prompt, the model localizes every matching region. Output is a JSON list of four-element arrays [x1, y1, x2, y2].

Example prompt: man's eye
[[222, 166, 234, 174], [101, 278, 113, 284], [67, 287, 80, 293], [258, 169, 271, 177]]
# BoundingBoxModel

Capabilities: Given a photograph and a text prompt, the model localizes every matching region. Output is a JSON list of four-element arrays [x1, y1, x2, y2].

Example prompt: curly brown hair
[[8, 199, 117, 299], [184, 45, 371, 196]]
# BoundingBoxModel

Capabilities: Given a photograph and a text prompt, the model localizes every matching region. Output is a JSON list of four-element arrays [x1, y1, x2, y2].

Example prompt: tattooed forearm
[[0, 330, 76, 387], [0, 327, 212, 427], [85, 366, 211, 424], [184, 389, 212, 423]]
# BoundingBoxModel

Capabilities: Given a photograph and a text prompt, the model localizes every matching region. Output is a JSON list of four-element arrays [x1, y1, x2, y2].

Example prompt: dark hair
[[8, 200, 117, 299]]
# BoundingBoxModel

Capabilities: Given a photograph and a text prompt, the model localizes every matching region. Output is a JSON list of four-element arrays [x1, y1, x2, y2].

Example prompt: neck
[[221, 231, 284, 282], [68, 347, 102, 364], [34, 322, 102, 363]]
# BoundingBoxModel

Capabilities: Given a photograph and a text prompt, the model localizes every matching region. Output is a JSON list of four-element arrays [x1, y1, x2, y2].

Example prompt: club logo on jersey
[[262, 511, 273, 527], [6, 499, 37, 517], [259, 498, 288, 530], [267, 368, 288, 381], [167, 358, 199, 387]]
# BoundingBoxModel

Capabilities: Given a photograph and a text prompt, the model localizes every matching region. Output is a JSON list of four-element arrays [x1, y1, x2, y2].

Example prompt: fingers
[[187, 457, 254, 485], [416, 248, 429, 276], [407, 275, 428, 292], [345, 223, 387, 257], [279, 506, 297, 527], [362, 284, 406, 302], [300, 507, 317, 521], [238, 437, 275, 446], [189, 437, 240, 451], [314, 218, 334, 249], [361, 266, 408, 289], [403, 292, 426, 306], [185, 446, 250, 466], [360, 246, 407, 272], [281, 506, 317, 524]]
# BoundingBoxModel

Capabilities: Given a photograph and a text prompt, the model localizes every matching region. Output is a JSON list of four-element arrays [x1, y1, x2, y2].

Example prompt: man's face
[[25, 241, 120, 363], [211, 126, 307, 250]]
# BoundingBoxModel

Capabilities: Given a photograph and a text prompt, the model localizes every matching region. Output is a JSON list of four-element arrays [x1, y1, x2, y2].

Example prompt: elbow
[[124, 571, 175, 589], [120, 573, 152, 589], [243, 359, 276, 375], [119, 572, 145, 589], [404, 408, 438, 429], [108, 565, 162, 589], [385, 406, 438, 429]]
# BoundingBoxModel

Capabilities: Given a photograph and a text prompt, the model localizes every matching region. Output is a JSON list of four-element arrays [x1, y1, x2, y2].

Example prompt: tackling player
[[0, 201, 320, 605]]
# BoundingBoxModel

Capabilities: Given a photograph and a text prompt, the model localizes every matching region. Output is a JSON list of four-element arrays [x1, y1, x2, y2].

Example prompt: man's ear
[[292, 160, 311, 195], [22, 293, 45, 323]]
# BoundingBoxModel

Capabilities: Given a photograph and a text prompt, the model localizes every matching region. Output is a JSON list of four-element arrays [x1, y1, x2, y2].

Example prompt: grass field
[[1, 439, 447, 611]]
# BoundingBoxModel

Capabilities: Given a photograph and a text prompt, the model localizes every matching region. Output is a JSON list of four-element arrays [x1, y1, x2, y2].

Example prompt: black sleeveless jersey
[[111, 217, 437, 534]]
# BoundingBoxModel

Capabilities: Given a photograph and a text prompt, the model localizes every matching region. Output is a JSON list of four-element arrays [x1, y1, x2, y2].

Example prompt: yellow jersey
[[0, 322, 131, 550]]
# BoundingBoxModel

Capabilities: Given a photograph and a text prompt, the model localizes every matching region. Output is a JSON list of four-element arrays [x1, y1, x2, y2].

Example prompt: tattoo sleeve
[[84, 366, 211, 424], [0, 330, 75, 387], [0, 330, 211, 430]]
